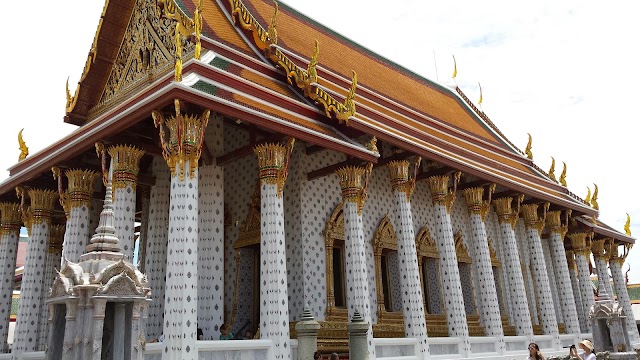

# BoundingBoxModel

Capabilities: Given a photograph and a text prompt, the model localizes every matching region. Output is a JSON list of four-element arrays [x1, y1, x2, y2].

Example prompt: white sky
[[1, 0, 639, 280]]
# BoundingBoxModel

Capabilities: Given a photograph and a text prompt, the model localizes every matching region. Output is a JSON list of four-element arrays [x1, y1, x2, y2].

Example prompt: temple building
[[0, 0, 637, 359]]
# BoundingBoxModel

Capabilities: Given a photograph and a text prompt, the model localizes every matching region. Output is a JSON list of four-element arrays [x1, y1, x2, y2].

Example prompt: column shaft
[[493, 197, 533, 339], [516, 222, 539, 326], [610, 252, 640, 345], [427, 175, 469, 355], [541, 238, 564, 324], [569, 233, 594, 332], [462, 187, 505, 352], [567, 252, 587, 331], [387, 160, 429, 356], [0, 203, 21, 353], [38, 225, 64, 351], [12, 189, 58, 355], [591, 239, 614, 299]]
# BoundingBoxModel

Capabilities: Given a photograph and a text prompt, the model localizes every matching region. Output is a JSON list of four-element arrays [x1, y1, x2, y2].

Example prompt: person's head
[[579, 339, 594, 354], [330, 353, 339, 360], [528, 343, 540, 356], [313, 351, 321, 360], [244, 330, 252, 339], [220, 323, 228, 335]]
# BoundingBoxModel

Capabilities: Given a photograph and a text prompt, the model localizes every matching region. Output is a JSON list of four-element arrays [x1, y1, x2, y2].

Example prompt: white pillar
[[138, 187, 150, 272], [38, 225, 65, 350], [541, 237, 564, 325], [154, 102, 209, 360], [568, 233, 594, 332], [493, 197, 534, 340], [0, 203, 21, 353], [610, 245, 640, 345], [387, 160, 430, 356], [462, 187, 505, 352], [546, 211, 581, 335], [566, 251, 587, 332], [336, 164, 375, 359], [63, 300, 78, 360], [12, 188, 58, 355], [255, 141, 295, 360], [521, 204, 560, 346], [145, 157, 170, 339], [516, 221, 539, 326], [427, 174, 470, 355], [591, 239, 615, 301], [109, 145, 145, 261]]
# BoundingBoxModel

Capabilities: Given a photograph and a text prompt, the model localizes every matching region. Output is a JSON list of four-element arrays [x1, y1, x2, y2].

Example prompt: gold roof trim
[[228, 0, 357, 124]]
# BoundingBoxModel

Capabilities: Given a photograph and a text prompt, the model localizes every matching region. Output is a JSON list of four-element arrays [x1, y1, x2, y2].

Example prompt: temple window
[[454, 231, 477, 315], [372, 215, 404, 322], [324, 204, 349, 321]]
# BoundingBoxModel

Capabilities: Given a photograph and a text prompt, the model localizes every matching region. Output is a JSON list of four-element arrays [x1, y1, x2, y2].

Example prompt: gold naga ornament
[[591, 183, 599, 210], [524, 133, 533, 160], [624, 213, 631, 236], [585, 186, 591, 205], [548, 157, 557, 182], [18, 129, 28, 161], [559, 162, 567, 187]]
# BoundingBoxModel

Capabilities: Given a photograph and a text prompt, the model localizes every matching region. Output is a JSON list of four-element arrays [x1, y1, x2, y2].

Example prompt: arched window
[[372, 215, 403, 323], [324, 203, 348, 321], [415, 226, 448, 337], [454, 231, 476, 315]]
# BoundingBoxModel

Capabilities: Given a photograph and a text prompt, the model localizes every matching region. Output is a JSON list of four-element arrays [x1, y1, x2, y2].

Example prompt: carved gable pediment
[[372, 214, 397, 253], [97, 272, 144, 296], [416, 226, 438, 258], [49, 274, 74, 298], [234, 182, 261, 249], [488, 237, 501, 267], [454, 231, 472, 263], [95, 0, 194, 114], [325, 202, 345, 245], [91, 258, 145, 287]]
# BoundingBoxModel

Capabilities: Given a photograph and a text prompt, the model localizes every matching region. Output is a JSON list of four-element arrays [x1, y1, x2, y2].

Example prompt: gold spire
[[591, 183, 599, 210], [524, 133, 533, 160], [18, 129, 28, 161], [559, 162, 567, 187], [477, 82, 483, 105], [585, 186, 591, 204], [452, 55, 457, 79], [624, 213, 631, 236], [548, 157, 557, 182]]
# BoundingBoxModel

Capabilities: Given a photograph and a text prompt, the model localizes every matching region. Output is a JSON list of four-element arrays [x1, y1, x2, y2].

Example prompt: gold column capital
[[58, 169, 100, 216], [254, 138, 295, 198], [387, 157, 421, 202], [153, 99, 211, 181], [610, 242, 632, 264], [566, 250, 576, 269], [521, 203, 549, 234], [427, 171, 461, 214], [463, 184, 495, 221], [591, 238, 612, 260], [568, 232, 591, 256], [49, 224, 66, 252], [493, 195, 523, 228], [108, 145, 145, 192], [0, 202, 22, 235], [336, 163, 372, 215]]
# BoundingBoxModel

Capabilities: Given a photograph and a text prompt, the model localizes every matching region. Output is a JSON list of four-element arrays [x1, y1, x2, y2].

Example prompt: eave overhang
[[576, 217, 635, 244]]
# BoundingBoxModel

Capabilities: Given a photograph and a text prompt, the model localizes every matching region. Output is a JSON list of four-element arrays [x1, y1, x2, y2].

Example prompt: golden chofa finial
[[194, 0, 203, 60], [624, 213, 631, 236], [307, 40, 319, 84], [65, 77, 73, 109], [559, 161, 567, 187], [18, 129, 28, 161], [267, 0, 278, 45], [585, 186, 591, 204], [336, 70, 357, 124], [524, 133, 533, 160], [452, 55, 457, 79], [174, 22, 183, 82], [548, 157, 557, 182], [591, 183, 599, 210]]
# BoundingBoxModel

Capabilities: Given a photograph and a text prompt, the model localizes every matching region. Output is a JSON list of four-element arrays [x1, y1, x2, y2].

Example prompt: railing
[[504, 335, 529, 353], [374, 337, 417, 358], [0, 352, 46, 360], [468, 336, 498, 355], [145, 339, 273, 360], [533, 334, 554, 350], [427, 336, 463, 359], [559, 333, 580, 348]]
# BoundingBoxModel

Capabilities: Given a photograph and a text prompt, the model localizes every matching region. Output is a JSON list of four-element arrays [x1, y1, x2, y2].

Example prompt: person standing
[[570, 340, 596, 360], [526, 343, 546, 360]]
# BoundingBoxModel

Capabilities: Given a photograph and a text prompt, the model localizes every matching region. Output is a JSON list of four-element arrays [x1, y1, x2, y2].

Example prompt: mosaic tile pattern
[[549, 233, 580, 335], [431, 203, 470, 354], [163, 162, 199, 360], [62, 205, 91, 263], [259, 182, 291, 360], [466, 211, 504, 342], [497, 221, 533, 338], [424, 258, 443, 314], [567, 258, 587, 331], [525, 226, 559, 342], [487, 212, 513, 322], [575, 252, 594, 332], [113, 182, 137, 261], [385, 252, 402, 312], [458, 263, 476, 315], [0, 229, 19, 352], [145, 158, 171, 339], [516, 221, 538, 325], [234, 248, 255, 334], [342, 200, 375, 358], [541, 238, 563, 323], [610, 260, 640, 344], [283, 146, 303, 321], [38, 248, 62, 350], [12, 220, 50, 354], [390, 189, 429, 355], [594, 257, 614, 301]]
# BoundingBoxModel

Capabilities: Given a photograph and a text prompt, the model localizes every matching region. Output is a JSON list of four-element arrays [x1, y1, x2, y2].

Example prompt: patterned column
[[521, 204, 559, 344], [387, 160, 429, 356], [566, 251, 587, 331], [568, 232, 594, 332], [12, 188, 58, 355], [493, 197, 533, 339], [255, 140, 295, 360], [610, 244, 640, 345], [541, 238, 564, 325], [138, 187, 150, 272], [591, 239, 615, 301], [462, 187, 505, 350], [145, 158, 170, 339], [427, 174, 470, 355], [336, 164, 375, 359], [38, 224, 65, 350], [108, 145, 145, 261], [546, 211, 581, 335], [516, 222, 539, 326], [0, 203, 21, 353], [55, 169, 99, 263], [153, 103, 209, 360]]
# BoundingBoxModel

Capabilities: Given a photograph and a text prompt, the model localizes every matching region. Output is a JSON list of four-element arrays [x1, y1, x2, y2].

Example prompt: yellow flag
[[452, 55, 457, 79], [478, 82, 483, 104]]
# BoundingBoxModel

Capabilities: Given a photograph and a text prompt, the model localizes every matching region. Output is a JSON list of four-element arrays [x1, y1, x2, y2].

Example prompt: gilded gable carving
[[416, 226, 438, 259], [234, 182, 261, 249], [95, 0, 195, 113], [325, 202, 345, 245], [372, 214, 397, 253], [454, 231, 472, 263]]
